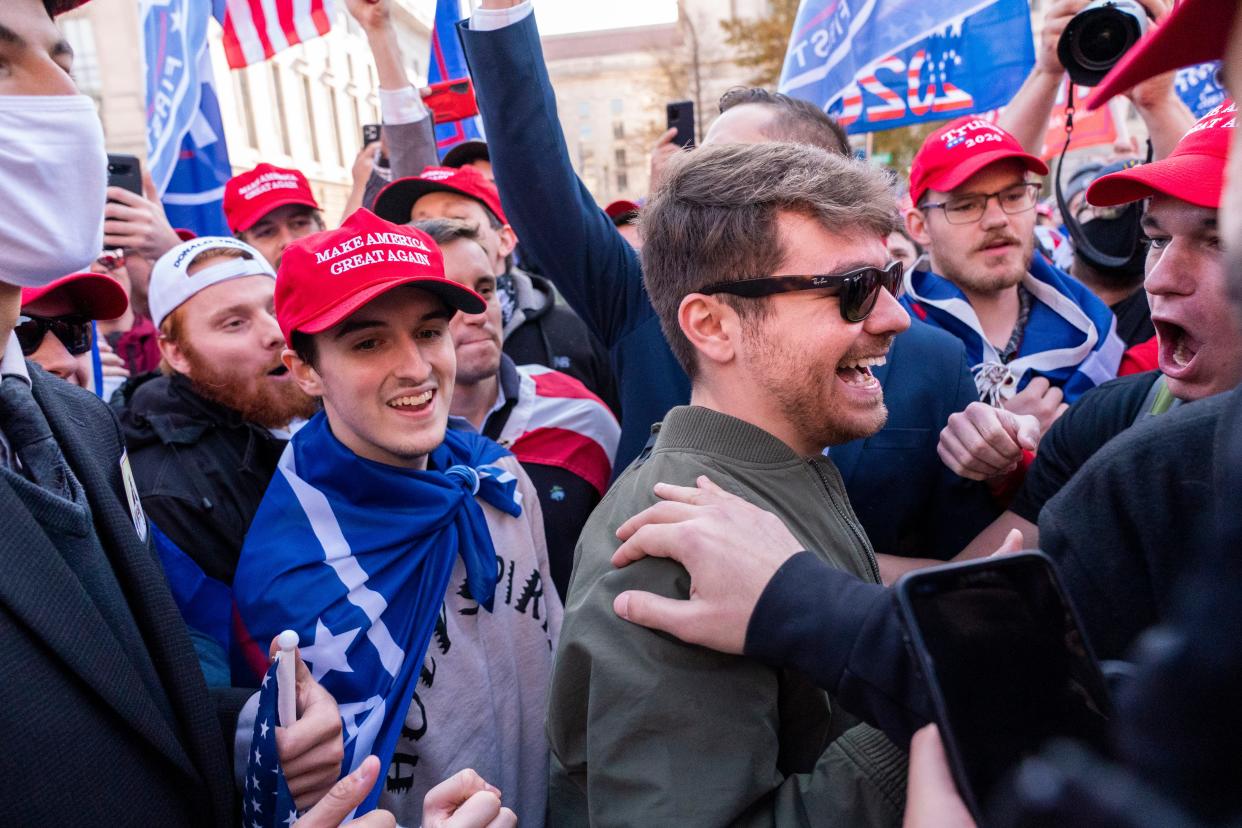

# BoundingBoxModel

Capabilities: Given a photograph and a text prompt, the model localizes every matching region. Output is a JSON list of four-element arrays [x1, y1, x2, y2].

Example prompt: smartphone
[[666, 100, 695, 148], [362, 123, 382, 146], [895, 552, 1112, 821], [424, 77, 479, 124], [106, 153, 143, 196]]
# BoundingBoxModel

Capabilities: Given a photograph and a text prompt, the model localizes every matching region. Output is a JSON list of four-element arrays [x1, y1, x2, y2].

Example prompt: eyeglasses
[[920, 182, 1042, 225], [699, 260, 904, 323], [14, 314, 94, 357], [95, 249, 126, 271]]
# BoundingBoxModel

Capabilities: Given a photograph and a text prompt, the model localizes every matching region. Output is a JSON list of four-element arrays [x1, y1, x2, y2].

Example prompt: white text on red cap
[[239, 171, 303, 201], [315, 231, 433, 276], [1186, 101, 1237, 136], [939, 119, 1007, 150]]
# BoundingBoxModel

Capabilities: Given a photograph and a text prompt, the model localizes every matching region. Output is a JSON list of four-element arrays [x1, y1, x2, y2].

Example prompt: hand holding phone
[[106, 154, 143, 197], [895, 552, 1112, 821], [666, 100, 695, 148]]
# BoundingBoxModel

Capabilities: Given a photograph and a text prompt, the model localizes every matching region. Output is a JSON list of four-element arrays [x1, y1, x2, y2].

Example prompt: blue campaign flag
[[1176, 62, 1228, 119], [428, 0, 484, 158], [142, 0, 233, 237], [779, 0, 1035, 134]]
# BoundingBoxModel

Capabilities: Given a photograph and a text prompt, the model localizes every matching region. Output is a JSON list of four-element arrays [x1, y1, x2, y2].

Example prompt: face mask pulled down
[[0, 95, 106, 288]]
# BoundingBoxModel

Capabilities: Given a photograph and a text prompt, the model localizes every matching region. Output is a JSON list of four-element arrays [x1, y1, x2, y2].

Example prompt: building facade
[[60, 0, 432, 223]]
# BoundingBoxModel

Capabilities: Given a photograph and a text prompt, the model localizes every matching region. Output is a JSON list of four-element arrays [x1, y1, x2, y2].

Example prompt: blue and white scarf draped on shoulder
[[233, 411, 521, 817], [901, 255, 1124, 405]]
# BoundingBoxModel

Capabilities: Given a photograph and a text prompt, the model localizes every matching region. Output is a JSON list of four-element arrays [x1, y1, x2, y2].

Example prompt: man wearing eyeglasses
[[903, 119, 1124, 431], [17, 271, 129, 387], [545, 141, 909, 827]]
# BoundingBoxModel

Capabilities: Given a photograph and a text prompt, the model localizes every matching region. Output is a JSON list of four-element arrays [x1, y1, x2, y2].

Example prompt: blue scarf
[[233, 412, 521, 816], [901, 255, 1124, 404]]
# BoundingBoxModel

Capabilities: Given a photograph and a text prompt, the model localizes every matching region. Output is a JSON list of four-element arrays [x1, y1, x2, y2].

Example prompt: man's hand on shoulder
[[611, 475, 801, 654]]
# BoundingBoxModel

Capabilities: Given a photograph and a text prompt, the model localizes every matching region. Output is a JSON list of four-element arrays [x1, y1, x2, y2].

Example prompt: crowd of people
[[3, 0, 1240, 824]]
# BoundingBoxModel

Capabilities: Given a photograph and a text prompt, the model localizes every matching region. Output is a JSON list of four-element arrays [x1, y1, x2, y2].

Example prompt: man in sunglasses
[[17, 271, 128, 387], [904, 119, 1124, 431], [545, 141, 909, 826]]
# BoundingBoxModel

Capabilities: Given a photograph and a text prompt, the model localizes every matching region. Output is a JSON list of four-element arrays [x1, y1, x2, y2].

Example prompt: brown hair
[[717, 87, 851, 156], [640, 142, 897, 377]]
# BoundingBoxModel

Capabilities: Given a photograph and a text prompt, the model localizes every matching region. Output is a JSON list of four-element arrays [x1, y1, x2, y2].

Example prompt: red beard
[[180, 345, 320, 430]]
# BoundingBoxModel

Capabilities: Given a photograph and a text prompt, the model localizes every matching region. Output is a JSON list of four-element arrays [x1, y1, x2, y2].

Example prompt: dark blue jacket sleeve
[[459, 14, 650, 349], [744, 552, 932, 745]]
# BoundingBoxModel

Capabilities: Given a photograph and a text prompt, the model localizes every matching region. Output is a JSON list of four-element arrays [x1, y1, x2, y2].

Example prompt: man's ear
[[158, 336, 193, 376], [497, 224, 518, 258], [906, 206, 932, 247], [678, 293, 740, 368], [284, 348, 324, 398]]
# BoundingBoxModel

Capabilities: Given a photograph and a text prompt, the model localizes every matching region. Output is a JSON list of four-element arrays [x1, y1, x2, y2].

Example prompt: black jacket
[[502, 267, 619, 414], [118, 373, 287, 585], [2, 364, 239, 825]]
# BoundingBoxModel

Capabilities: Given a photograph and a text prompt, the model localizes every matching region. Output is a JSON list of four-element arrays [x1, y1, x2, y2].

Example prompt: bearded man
[[119, 237, 319, 590]]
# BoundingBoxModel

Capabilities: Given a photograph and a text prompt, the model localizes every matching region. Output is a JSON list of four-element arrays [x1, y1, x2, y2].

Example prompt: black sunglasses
[[699, 260, 904, 323], [14, 314, 94, 357]]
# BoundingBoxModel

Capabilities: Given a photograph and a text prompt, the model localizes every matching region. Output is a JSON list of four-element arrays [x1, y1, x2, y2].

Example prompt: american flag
[[242, 661, 298, 828], [222, 0, 335, 70]]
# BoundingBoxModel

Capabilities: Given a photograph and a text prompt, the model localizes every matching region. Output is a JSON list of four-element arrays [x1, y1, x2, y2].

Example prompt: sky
[[522, 0, 679, 35]]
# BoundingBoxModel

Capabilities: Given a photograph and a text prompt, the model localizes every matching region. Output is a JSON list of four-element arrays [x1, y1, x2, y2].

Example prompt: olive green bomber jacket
[[546, 406, 908, 826]]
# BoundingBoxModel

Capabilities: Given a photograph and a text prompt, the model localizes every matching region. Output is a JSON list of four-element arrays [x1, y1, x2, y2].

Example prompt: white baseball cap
[[148, 237, 276, 330]]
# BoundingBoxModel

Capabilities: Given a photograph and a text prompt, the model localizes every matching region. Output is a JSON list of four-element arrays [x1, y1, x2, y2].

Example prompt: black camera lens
[[1057, 0, 1148, 87]]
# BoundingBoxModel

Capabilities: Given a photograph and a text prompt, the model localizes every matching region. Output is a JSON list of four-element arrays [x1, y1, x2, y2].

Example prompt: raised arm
[[460, 2, 650, 348]]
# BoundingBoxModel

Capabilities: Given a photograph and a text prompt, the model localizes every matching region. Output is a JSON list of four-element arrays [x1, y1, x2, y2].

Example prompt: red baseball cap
[[21, 272, 128, 321], [1088, 100, 1236, 209], [274, 208, 486, 344], [1086, 0, 1235, 111], [909, 118, 1049, 206], [224, 163, 321, 234], [605, 199, 641, 220], [372, 166, 508, 226]]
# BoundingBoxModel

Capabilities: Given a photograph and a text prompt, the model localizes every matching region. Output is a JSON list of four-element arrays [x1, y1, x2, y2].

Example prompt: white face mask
[[0, 94, 106, 288]]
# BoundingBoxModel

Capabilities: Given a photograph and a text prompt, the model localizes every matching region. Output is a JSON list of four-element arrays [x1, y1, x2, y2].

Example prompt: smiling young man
[[234, 209, 560, 825], [904, 119, 1124, 425], [415, 218, 619, 599], [545, 142, 909, 826]]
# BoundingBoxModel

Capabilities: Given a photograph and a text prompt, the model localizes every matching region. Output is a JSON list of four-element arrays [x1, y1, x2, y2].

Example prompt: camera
[[1057, 0, 1149, 87]]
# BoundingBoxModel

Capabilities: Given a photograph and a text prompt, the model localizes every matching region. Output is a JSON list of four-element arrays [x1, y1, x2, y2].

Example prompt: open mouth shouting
[[1153, 318, 1201, 380], [267, 364, 289, 377]]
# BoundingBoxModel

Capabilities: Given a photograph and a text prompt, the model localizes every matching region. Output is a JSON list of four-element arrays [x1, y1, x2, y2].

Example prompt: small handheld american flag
[[243, 661, 298, 828]]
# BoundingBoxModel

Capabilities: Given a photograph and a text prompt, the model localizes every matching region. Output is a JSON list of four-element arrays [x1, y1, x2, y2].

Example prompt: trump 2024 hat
[[274, 208, 486, 345], [223, 164, 321, 234], [1086, 0, 1236, 111], [148, 237, 276, 330], [21, 271, 128, 321], [909, 118, 1049, 206], [1088, 101, 1236, 210], [372, 165, 508, 226]]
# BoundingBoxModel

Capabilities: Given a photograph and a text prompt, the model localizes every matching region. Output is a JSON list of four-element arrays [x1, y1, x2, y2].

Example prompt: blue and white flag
[[141, 0, 232, 236], [1176, 62, 1228, 119], [902, 255, 1124, 405], [779, 0, 1035, 134], [242, 660, 298, 828], [429, 0, 484, 158], [234, 413, 520, 816]]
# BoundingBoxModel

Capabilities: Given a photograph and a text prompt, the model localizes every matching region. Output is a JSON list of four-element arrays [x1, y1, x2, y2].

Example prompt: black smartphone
[[666, 100, 695, 148], [895, 552, 1112, 821], [106, 153, 143, 196], [362, 123, 382, 146]]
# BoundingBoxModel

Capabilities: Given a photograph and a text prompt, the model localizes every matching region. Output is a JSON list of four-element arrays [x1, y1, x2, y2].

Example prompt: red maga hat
[[604, 199, 641, 220], [274, 208, 485, 344], [21, 272, 129, 321], [909, 118, 1048, 207], [372, 165, 508, 226], [1088, 100, 1236, 210], [1086, 0, 1236, 111], [223, 163, 321, 234]]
